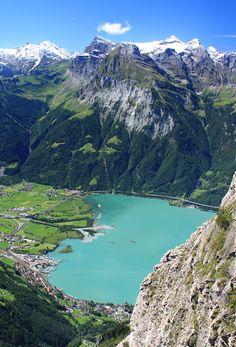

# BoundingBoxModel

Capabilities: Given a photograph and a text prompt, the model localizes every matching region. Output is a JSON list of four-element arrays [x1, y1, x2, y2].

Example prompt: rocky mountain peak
[[84, 36, 115, 57], [93, 36, 113, 44], [116, 43, 141, 57], [207, 46, 223, 61], [1, 36, 236, 89], [188, 38, 202, 49]]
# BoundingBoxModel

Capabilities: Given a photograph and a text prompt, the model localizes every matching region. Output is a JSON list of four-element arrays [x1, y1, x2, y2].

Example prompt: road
[[88, 190, 219, 210]]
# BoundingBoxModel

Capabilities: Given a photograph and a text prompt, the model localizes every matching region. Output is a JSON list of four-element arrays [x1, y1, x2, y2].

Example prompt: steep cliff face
[[118, 173, 236, 347], [77, 44, 198, 139]]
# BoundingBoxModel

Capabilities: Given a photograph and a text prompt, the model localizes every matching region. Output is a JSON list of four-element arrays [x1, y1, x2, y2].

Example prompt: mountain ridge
[[0, 35, 235, 78], [0, 41, 78, 76]]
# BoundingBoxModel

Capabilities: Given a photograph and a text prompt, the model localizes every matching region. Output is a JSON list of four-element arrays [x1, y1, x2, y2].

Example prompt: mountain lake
[[48, 194, 214, 304]]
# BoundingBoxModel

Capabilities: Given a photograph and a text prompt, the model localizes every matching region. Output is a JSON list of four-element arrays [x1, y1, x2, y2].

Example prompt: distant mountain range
[[0, 40, 78, 76], [0, 35, 235, 204], [1, 35, 236, 90]]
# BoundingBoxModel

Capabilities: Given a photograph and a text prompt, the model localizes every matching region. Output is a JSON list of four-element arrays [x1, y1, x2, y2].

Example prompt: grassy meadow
[[0, 181, 93, 255]]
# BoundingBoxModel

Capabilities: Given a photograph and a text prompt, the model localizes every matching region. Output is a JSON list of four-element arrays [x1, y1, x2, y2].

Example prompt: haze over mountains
[[0, 35, 235, 205]]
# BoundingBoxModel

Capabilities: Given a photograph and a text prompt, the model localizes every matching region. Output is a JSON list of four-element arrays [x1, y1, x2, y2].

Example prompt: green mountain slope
[[0, 260, 130, 347], [0, 261, 76, 347], [0, 92, 46, 171], [21, 99, 211, 197], [0, 47, 235, 204], [190, 89, 236, 204]]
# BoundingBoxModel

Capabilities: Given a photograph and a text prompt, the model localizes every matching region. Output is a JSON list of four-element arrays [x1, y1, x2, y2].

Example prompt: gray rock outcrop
[[118, 173, 236, 347]]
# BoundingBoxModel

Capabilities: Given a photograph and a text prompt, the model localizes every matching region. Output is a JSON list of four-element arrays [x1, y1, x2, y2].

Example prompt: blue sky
[[0, 0, 235, 52]]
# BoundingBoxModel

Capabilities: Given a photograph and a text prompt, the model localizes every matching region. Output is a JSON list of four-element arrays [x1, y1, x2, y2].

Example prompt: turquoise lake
[[49, 194, 214, 304]]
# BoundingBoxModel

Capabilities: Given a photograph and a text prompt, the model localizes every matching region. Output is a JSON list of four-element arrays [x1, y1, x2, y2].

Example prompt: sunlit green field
[[0, 182, 93, 254], [0, 218, 16, 234]]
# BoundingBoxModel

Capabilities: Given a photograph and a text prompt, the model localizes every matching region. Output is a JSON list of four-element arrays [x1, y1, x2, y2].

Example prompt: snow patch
[[207, 46, 225, 61], [129, 35, 209, 57]]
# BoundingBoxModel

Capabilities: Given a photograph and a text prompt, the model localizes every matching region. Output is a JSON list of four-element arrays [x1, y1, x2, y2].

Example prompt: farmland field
[[0, 182, 93, 255]]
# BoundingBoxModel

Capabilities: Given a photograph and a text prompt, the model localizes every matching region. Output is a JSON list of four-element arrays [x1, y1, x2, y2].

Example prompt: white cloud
[[97, 21, 131, 35], [214, 35, 236, 38]]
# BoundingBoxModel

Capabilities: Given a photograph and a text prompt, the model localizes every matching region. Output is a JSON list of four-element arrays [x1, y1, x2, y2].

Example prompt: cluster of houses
[[12, 254, 131, 321], [14, 253, 60, 272], [0, 185, 132, 323], [63, 293, 132, 321], [15, 261, 56, 294], [8, 206, 33, 217]]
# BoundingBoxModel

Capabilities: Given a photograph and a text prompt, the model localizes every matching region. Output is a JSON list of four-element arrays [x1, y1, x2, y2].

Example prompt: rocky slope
[[132, 35, 236, 91], [1, 35, 236, 88], [118, 173, 236, 347]]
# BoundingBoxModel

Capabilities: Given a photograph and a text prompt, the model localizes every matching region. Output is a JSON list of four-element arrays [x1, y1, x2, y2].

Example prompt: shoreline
[[77, 224, 114, 243], [46, 223, 114, 271], [85, 190, 219, 212], [3, 186, 214, 309], [4, 251, 132, 321]]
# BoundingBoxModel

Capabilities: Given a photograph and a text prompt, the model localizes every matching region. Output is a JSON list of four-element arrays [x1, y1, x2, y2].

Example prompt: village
[[2, 249, 132, 322], [0, 182, 132, 324]]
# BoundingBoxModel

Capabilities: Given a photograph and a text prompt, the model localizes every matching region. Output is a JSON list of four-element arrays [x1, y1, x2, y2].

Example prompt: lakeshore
[[86, 190, 219, 211], [49, 194, 215, 304], [0, 182, 132, 325], [0, 182, 214, 307]]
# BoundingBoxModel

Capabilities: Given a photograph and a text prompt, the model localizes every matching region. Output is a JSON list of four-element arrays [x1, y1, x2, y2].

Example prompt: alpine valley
[[0, 35, 235, 205], [0, 34, 236, 347]]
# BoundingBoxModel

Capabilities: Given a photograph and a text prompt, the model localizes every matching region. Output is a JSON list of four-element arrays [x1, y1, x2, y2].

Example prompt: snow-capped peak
[[188, 38, 201, 49], [207, 46, 224, 61], [130, 35, 187, 55], [0, 41, 77, 73], [129, 35, 215, 57], [164, 35, 181, 43], [0, 41, 75, 62]]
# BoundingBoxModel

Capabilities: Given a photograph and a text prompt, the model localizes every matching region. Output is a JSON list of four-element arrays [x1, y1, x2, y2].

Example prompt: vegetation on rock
[[59, 245, 73, 253]]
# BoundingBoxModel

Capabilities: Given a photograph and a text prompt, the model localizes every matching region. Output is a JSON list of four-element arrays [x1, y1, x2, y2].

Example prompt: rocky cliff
[[118, 173, 236, 347]]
